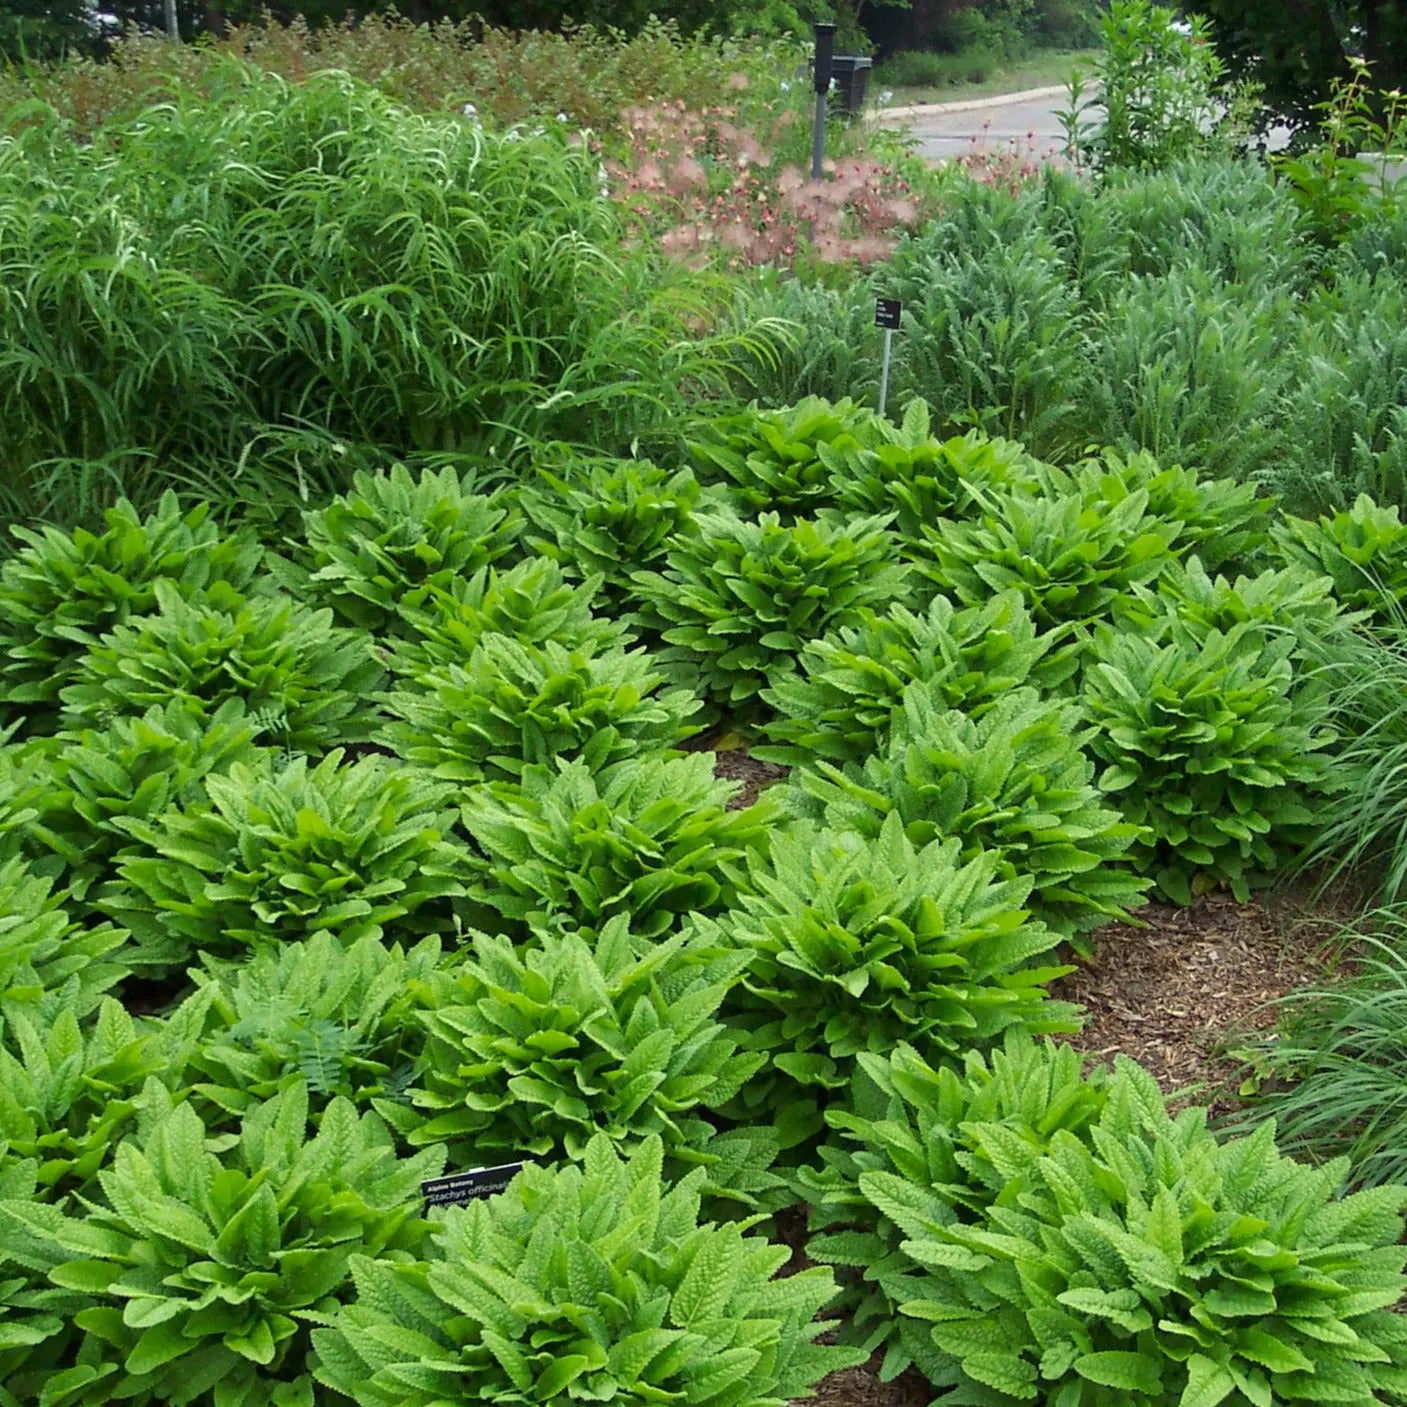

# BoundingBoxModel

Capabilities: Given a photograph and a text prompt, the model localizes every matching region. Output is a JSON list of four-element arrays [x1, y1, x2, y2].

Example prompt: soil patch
[[713, 747, 789, 810], [812, 1363, 931, 1407], [1053, 883, 1350, 1114]]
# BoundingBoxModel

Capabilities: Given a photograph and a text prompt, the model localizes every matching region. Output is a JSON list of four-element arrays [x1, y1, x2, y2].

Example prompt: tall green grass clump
[[1300, 609, 1407, 903], [1235, 911, 1407, 1189], [0, 63, 766, 532]]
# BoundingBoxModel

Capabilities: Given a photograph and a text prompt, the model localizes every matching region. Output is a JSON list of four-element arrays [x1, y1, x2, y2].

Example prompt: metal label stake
[[811, 23, 835, 182], [875, 297, 901, 416]]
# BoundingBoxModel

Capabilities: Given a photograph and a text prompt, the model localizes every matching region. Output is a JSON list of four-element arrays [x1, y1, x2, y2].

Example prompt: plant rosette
[[311, 1133, 865, 1406]]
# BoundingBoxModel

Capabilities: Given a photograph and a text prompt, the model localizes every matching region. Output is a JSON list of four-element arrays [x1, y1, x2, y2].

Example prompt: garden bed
[[800, 882, 1352, 1407]]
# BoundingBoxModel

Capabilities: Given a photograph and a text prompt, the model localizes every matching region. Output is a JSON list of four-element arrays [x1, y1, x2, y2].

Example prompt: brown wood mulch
[[812, 1364, 933, 1407], [713, 747, 789, 811], [1051, 882, 1353, 1115]]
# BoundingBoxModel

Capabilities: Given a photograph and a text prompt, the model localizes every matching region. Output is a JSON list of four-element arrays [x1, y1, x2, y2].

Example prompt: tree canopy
[[1193, 0, 1407, 128], [0, 0, 100, 58]]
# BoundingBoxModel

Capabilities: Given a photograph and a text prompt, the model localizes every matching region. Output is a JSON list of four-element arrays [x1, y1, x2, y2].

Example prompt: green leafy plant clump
[[0, 1081, 445, 1407], [390, 556, 631, 677], [0, 855, 130, 1020], [167, 931, 445, 1125], [787, 686, 1151, 940], [687, 395, 882, 518], [631, 508, 912, 709], [0, 739, 54, 874], [381, 635, 699, 783], [921, 485, 1181, 633], [757, 591, 1051, 768], [1054, 448, 1272, 576], [0, 493, 264, 735], [0, 995, 167, 1203], [1123, 556, 1348, 653], [56, 582, 385, 755], [827, 405, 1046, 547], [895, 1057, 1407, 1407], [289, 464, 523, 634], [1082, 622, 1336, 903], [459, 752, 775, 941], [0, 1156, 94, 1407], [110, 751, 469, 971], [392, 917, 762, 1171], [519, 456, 719, 605], [312, 1133, 865, 1407], [1275, 493, 1407, 622], [802, 1036, 1111, 1382], [697, 812, 1081, 1148], [17, 700, 263, 902]]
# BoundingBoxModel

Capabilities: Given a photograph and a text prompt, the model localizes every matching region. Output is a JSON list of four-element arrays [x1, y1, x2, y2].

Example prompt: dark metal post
[[811, 22, 835, 182]]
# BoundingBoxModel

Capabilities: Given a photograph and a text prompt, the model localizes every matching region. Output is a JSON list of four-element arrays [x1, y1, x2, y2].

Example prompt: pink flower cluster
[[955, 124, 1065, 195], [606, 95, 930, 270]]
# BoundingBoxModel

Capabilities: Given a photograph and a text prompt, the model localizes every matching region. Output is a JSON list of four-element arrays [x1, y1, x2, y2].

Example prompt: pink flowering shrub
[[603, 93, 932, 270]]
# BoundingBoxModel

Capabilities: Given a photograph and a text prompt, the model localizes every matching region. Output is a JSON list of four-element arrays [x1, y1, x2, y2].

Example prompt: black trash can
[[829, 55, 872, 115]]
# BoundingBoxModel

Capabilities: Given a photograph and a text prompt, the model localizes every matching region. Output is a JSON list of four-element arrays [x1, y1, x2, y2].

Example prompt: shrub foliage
[[0, 495, 262, 734], [1082, 623, 1334, 903], [111, 753, 468, 970], [700, 813, 1080, 1146], [292, 465, 522, 633], [395, 918, 761, 1168], [631, 509, 911, 708], [757, 592, 1049, 768], [460, 753, 775, 940], [897, 1059, 1407, 1407], [1, 1082, 444, 1407], [312, 1134, 865, 1407], [787, 687, 1151, 940], [382, 636, 698, 783], [802, 1037, 1110, 1381]]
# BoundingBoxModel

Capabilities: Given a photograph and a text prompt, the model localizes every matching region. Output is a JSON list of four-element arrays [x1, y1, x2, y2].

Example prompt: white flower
[[556, 112, 568, 122], [461, 102, 478, 121], [780, 80, 791, 92], [879, 89, 894, 105]]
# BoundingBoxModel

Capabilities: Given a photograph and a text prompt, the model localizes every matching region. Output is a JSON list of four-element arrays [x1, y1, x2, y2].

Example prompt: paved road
[[895, 89, 1086, 163], [890, 86, 1296, 164]]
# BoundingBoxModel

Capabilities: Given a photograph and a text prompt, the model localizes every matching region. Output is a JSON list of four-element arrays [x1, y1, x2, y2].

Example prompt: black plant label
[[874, 298, 902, 329], [422, 1162, 525, 1208]]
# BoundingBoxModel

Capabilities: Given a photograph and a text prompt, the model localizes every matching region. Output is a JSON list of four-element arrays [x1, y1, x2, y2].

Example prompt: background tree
[[1192, 0, 1407, 130], [44, 0, 769, 46], [867, 0, 1099, 61], [0, 0, 100, 58]]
